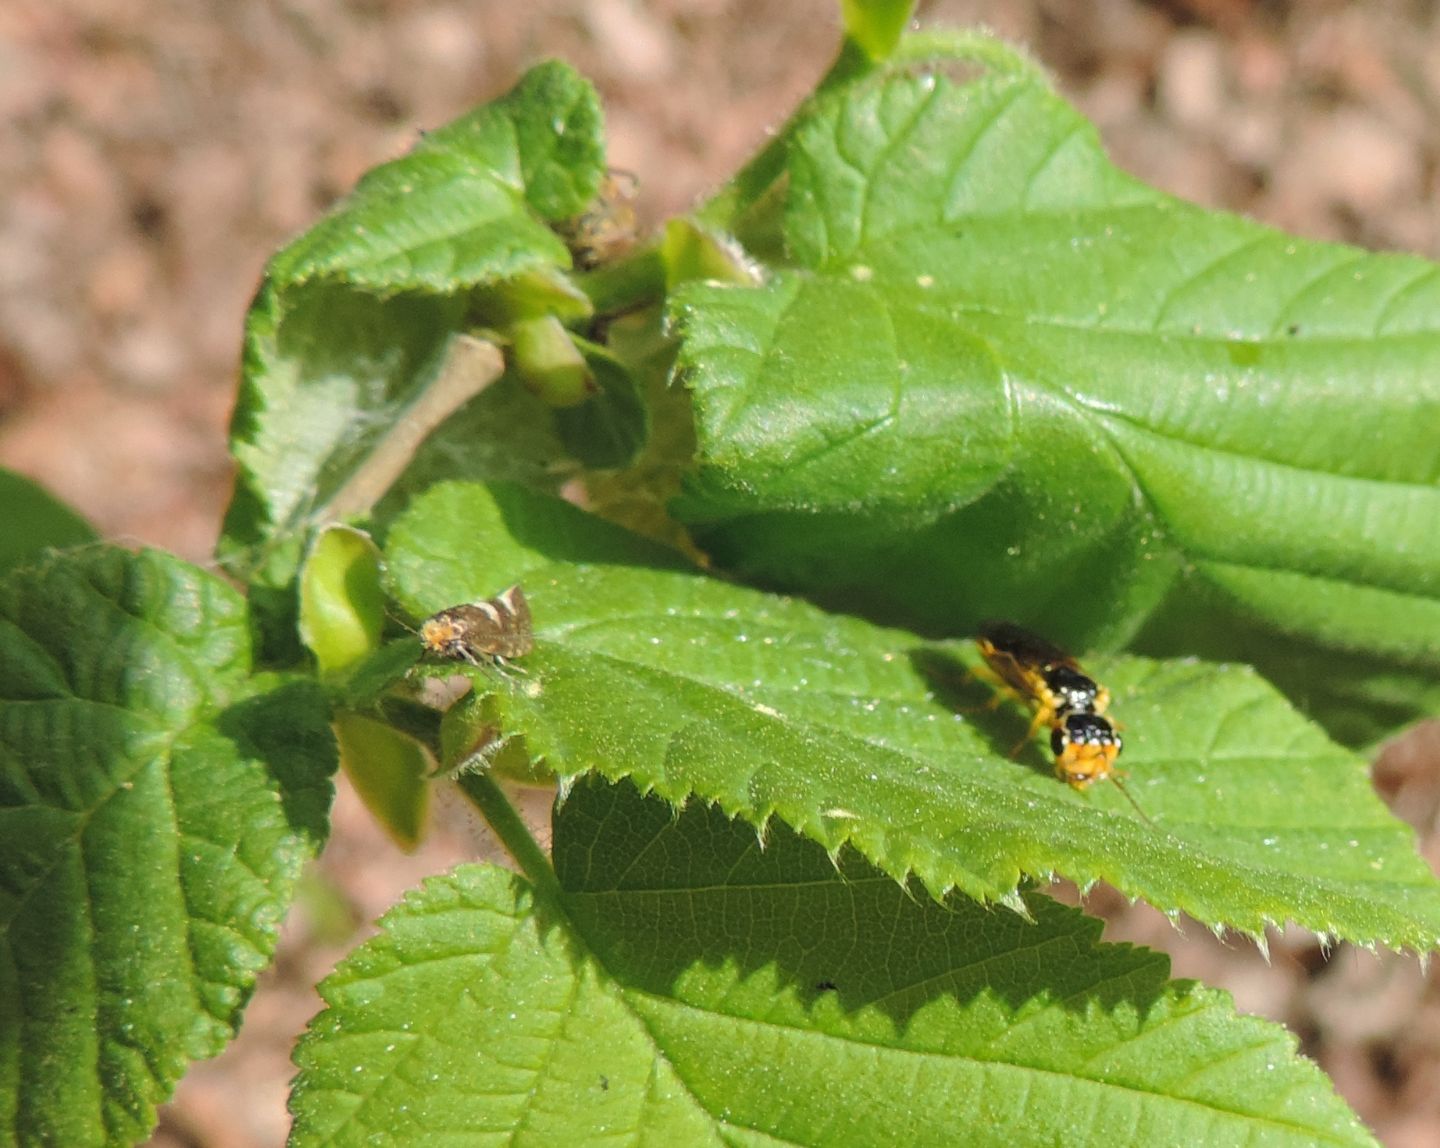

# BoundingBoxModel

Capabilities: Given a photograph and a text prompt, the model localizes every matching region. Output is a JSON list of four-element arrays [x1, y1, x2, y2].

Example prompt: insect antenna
[[386, 608, 421, 637], [1111, 775, 1156, 829]]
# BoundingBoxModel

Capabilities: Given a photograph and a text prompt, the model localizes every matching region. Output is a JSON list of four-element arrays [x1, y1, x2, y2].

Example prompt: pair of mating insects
[[419, 589, 1132, 800]]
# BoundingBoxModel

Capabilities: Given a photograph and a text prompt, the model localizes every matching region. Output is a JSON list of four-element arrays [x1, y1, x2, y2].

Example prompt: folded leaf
[[220, 61, 609, 590]]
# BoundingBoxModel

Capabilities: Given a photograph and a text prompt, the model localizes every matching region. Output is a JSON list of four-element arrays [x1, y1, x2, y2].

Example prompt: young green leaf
[[270, 60, 602, 291], [509, 314, 597, 407], [671, 42, 1440, 741], [220, 61, 610, 587], [300, 525, 387, 678], [383, 482, 1440, 951], [0, 548, 336, 1146], [290, 777, 1375, 1148], [220, 278, 558, 593], [333, 711, 431, 851], [0, 467, 97, 576]]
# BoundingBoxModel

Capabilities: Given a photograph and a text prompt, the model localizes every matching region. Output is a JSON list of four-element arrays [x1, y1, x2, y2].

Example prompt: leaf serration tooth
[[899, 876, 928, 907], [998, 888, 1032, 920], [753, 813, 772, 850]]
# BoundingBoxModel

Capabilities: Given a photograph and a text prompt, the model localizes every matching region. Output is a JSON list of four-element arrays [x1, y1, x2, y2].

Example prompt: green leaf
[[1139, 600, 1440, 751], [671, 44, 1440, 739], [384, 482, 1440, 951], [509, 314, 596, 407], [661, 217, 765, 290], [220, 61, 610, 589], [333, 711, 431, 850], [299, 528, 434, 846], [385, 481, 689, 603], [334, 641, 427, 713], [270, 60, 601, 291], [300, 525, 387, 678], [0, 468, 97, 576], [470, 266, 595, 325], [0, 548, 336, 1146], [220, 284, 534, 580], [290, 777, 1374, 1148]]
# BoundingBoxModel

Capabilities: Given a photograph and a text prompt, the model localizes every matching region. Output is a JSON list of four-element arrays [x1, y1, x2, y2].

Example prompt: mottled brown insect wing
[[488, 584, 533, 658], [420, 584, 533, 665]]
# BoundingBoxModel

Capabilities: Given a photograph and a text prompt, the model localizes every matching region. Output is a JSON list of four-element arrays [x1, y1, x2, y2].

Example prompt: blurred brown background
[[3, 1, 1439, 1144]]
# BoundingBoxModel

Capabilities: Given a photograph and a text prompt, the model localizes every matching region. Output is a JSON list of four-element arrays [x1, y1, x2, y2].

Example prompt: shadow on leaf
[[907, 643, 1055, 780], [554, 775, 1173, 1034]]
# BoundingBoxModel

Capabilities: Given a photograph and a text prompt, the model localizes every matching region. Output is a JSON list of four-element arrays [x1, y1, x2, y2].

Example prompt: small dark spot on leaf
[[816, 980, 838, 992]]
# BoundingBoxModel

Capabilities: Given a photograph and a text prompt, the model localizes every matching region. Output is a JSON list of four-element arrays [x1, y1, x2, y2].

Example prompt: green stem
[[574, 246, 666, 315], [454, 770, 561, 898]]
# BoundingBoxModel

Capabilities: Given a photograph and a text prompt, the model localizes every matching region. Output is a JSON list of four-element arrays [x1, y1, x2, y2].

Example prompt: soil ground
[[3, 2, 1440, 1144]]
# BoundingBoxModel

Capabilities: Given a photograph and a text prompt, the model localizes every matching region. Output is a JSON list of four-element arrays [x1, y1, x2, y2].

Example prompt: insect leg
[[962, 660, 1021, 713], [1007, 706, 1054, 759]]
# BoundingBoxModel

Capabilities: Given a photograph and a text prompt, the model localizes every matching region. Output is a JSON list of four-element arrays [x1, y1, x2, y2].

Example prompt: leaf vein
[[631, 990, 1358, 1142], [1149, 233, 1281, 331], [1371, 260, 1440, 334]]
